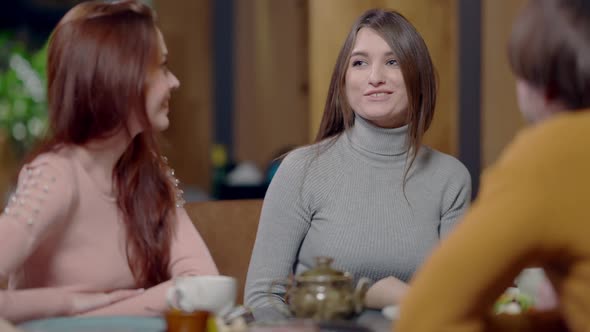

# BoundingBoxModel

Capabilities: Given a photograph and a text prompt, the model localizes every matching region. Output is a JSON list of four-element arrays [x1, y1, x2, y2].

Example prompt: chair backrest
[[184, 199, 263, 304]]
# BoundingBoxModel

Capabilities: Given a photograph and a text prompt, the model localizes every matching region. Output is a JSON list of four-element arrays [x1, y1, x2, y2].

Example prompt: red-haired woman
[[0, 0, 217, 323]]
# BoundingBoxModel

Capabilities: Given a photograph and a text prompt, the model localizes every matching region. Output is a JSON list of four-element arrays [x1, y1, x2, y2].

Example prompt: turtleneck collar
[[346, 114, 409, 159]]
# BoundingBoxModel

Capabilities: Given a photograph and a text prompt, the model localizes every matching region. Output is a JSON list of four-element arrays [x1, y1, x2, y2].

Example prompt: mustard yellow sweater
[[397, 111, 590, 332]]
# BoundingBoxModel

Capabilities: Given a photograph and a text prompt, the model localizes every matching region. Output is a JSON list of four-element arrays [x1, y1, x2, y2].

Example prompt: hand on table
[[364, 276, 408, 309], [68, 288, 144, 315]]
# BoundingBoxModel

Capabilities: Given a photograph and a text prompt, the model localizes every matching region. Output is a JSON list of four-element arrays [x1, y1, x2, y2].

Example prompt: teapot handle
[[354, 277, 373, 314], [268, 278, 294, 318]]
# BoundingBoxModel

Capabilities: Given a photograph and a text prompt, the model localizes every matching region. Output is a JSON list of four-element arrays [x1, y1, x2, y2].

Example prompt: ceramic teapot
[[283, 256, 371, 320]]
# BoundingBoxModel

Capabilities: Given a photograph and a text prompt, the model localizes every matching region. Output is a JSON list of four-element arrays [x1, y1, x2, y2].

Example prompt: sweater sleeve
[[81, 207, 219, 316], [244, 150, 313, 319], [439, 161, 472, 238], [397, 148, 551, 332], [0, 156, 76, 321], [0, 288, 73, 323]]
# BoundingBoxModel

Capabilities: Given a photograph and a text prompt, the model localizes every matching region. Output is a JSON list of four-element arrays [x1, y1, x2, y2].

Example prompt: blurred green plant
[[0, 32, 48, 158]]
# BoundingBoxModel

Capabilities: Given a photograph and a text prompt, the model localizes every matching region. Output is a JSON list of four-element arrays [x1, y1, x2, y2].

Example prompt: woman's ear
[[516, 79, 548, 123], [516, 79, 568, 124]]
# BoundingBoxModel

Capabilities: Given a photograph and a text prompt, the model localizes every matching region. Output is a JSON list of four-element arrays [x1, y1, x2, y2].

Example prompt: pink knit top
[[0, 149, 218, 322]]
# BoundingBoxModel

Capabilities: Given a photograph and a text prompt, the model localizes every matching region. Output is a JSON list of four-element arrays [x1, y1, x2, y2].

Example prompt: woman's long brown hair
[[316, 9, 437, 188], [28, 0, 176, 287]]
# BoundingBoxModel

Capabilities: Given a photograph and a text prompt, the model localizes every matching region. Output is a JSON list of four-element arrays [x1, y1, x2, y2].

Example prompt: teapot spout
[[354, 277, 372, 314]]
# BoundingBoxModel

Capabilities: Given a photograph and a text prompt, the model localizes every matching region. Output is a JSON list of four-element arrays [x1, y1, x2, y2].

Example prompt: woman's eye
[[351, 60, 366, 67], [387, 59, 398, 66]]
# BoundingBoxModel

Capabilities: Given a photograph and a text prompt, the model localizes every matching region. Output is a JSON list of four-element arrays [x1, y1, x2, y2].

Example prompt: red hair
[[31, 0, 176, 287]]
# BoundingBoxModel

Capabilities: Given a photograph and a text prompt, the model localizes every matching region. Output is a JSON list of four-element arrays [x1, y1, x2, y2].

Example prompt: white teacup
[[167, 275, 237, 315]]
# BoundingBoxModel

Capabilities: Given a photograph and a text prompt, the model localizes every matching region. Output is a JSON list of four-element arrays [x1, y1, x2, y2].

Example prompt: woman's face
[[144, 29, 180, 132], [345, 28, 408, 128]]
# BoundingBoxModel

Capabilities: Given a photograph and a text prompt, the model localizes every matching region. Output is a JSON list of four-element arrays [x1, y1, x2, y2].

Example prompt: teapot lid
[[296, 256, 351, 283]]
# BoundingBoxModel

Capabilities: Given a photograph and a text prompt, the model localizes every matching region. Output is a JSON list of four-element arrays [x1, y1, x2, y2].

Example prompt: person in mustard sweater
[[396, 0, 590, 331]]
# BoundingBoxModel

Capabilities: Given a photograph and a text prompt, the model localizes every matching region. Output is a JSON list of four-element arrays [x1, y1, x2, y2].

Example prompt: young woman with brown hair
[[245, 8, 471, 319], [0, 0, 217, 323]]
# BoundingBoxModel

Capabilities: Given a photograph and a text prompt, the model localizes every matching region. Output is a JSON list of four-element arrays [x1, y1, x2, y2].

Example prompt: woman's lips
[[365, 91, 392, 101]]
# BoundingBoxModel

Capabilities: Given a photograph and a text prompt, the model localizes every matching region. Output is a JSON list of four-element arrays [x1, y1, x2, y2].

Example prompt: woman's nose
[[170, 72, 180, 89], [368, 65, 385, 86]]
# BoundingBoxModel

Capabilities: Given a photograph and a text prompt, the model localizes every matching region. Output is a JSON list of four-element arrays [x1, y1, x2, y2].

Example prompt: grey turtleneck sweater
[[244, 115, 471, 317]]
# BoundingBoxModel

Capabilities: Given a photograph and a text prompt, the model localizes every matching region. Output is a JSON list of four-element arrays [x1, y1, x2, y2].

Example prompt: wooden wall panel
[[481, 0, 527, 166], [0, 135, 17, 201], [154, 0, 212, 192], [309, 0, 458, 155], [234, 0, 309, 169]]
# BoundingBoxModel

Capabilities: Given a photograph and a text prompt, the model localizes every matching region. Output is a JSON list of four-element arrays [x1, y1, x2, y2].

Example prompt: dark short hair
[[509, 0, 590, 110]]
